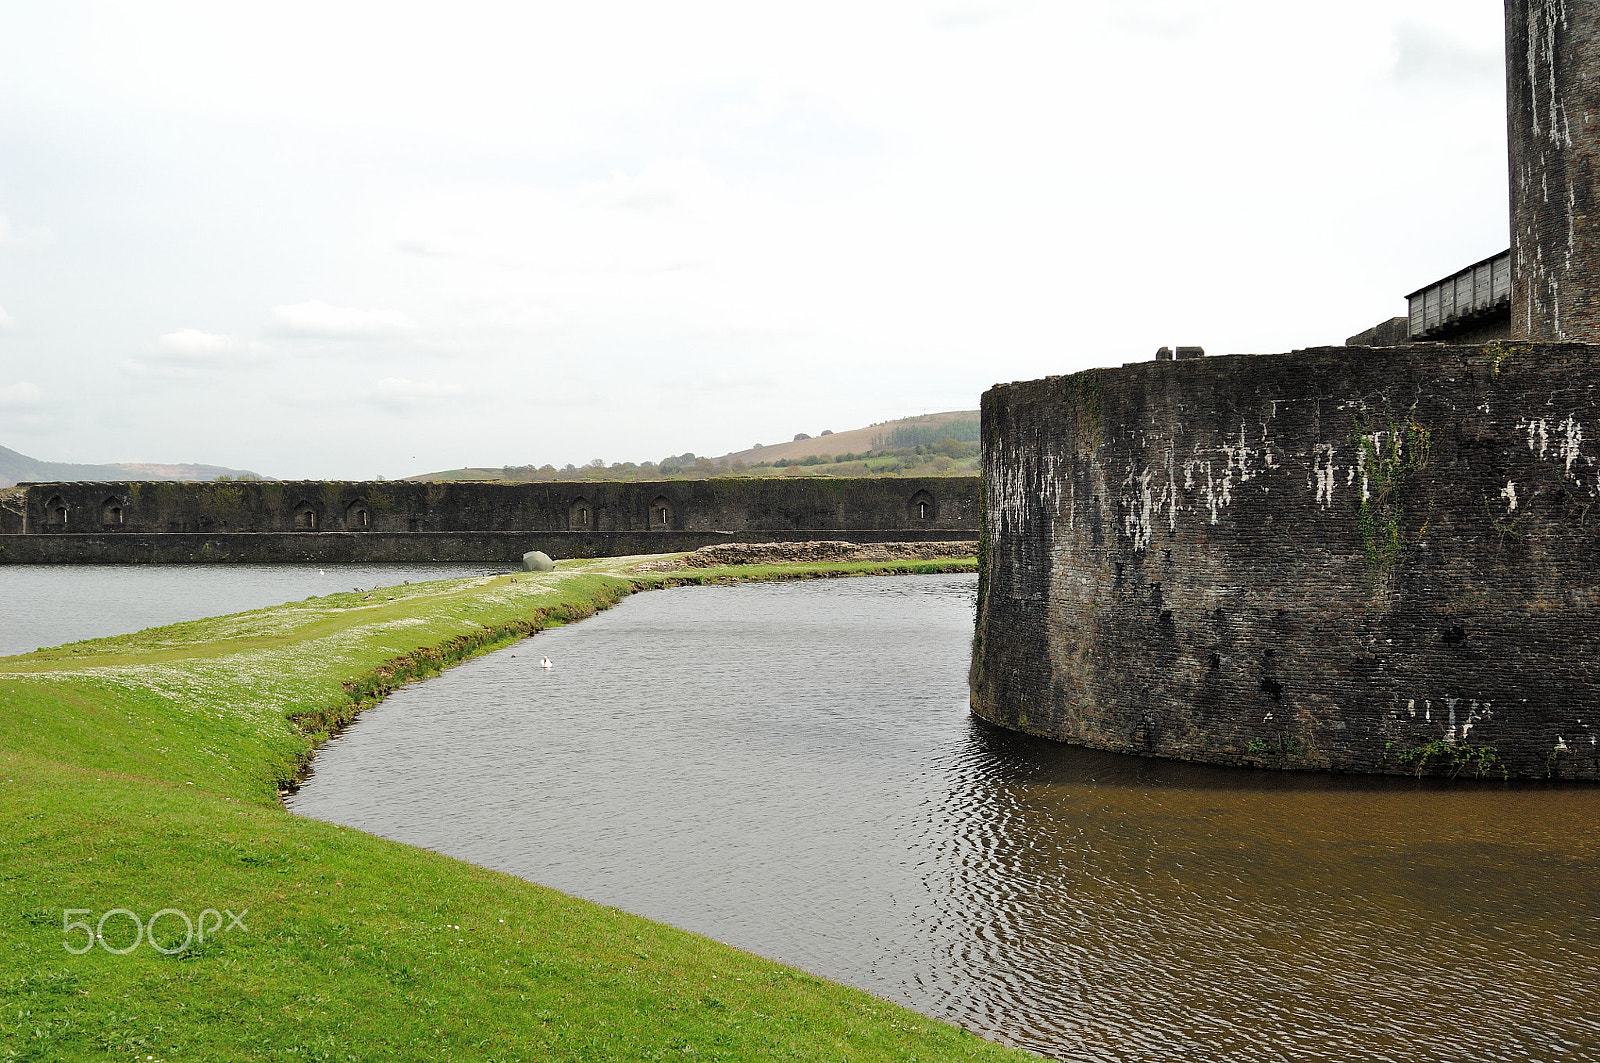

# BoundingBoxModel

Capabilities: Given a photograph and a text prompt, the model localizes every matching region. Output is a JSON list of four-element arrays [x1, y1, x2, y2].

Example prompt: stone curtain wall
[[0, 489, 22, 535], [0, 477, 978, 563], [972, 344, 1600, 780], [1508, 0, 1600, 342]]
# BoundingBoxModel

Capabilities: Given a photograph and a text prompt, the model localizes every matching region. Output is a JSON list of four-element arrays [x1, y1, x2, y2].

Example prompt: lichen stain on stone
[[1515, 414, 1586, 480], [1313, 444, 1338, 509]]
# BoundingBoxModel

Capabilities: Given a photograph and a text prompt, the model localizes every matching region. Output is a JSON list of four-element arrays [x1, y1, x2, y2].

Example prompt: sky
[[0, 1, 1509, 479]]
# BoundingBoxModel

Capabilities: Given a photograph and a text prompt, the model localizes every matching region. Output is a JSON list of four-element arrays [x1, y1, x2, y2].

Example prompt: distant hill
[[410, 410, 982, 482], [0, 444, 263, 488], [721, 411, 978, 466]]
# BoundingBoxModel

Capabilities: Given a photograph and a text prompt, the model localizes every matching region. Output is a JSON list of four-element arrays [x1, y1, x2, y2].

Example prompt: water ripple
[[288, 574, 1600, 1062]]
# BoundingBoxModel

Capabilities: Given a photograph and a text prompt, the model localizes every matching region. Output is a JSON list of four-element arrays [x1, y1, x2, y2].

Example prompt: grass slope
[[1, 556, 1022, 1062]]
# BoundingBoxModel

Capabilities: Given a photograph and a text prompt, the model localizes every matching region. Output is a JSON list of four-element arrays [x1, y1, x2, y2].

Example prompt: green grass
[[0, 556, 1014, 1062]]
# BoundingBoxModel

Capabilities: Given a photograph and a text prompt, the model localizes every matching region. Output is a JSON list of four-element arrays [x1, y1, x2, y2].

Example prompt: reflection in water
[[288, 574, 1600, 1061], [923, 725, 1600, 1059]]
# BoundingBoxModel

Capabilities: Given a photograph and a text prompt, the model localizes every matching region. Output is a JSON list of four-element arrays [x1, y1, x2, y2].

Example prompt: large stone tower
[[1507, 0, 1600, 342]]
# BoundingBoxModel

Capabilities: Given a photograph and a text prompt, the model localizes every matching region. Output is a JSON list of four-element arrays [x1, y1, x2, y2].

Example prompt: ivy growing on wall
[[1483, 340, 1531, 378], [1352, 399, 1432, 578]]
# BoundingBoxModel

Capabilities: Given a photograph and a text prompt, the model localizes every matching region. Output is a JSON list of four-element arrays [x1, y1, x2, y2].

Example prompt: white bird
[[540, 657, 553, 670], [318, 568, 325, 576]]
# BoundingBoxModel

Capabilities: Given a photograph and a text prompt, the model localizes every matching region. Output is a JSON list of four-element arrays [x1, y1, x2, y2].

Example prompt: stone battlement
[[0, 477, 978, 563]]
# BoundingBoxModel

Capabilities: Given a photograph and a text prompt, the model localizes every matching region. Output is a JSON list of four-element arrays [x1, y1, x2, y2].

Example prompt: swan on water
[[541, 657, 553, 670]]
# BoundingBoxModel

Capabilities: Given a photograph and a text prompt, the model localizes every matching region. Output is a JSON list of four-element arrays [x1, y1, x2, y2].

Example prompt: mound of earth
[[633, 540, 977, 571]]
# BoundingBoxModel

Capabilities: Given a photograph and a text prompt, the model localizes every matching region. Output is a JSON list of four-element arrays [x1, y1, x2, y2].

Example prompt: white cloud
[[0, 305, 14, 331], [123, 358, 203, 379], [121, 328, 269, 376], [0, 214, 53, 247], [369, 377, 464, 404], [153, 327, 247, 359], [579, 157, 719, 213], [0, 381, 46, 408], [272, 300, 419, 339], [381, 158, 732, 286], [655, 372, 777, 395], [930, 5, 1015, 30], [1109, 0, 1201, 39]]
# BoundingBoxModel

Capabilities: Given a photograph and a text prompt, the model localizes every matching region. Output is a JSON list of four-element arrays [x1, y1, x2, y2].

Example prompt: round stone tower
[[1507, 0, 1600, 342]]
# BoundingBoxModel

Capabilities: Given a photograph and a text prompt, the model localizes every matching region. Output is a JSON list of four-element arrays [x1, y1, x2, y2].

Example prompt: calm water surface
[[0, 563, 512, 657], [273, 574, 1594, 1060]]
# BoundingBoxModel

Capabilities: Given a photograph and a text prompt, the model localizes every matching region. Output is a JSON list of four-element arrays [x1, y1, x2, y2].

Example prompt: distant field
[[412, 409, 981, 482], [723, 410, 978, 466]]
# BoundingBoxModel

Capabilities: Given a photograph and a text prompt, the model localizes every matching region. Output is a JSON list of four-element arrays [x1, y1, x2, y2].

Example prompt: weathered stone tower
[[967, 5, 1600, 781], [1507, 0, 1600, 342]]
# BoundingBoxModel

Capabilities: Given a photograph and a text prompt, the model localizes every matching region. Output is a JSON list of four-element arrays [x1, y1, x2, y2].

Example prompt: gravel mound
[[632, 540, 977, 571]]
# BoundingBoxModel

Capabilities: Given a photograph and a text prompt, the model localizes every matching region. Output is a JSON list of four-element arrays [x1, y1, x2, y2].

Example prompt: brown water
[[287, 574, 1600, 1061]]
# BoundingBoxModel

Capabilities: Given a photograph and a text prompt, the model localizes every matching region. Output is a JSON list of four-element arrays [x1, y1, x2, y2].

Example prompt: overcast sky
[[0, 1, 1507, 478]]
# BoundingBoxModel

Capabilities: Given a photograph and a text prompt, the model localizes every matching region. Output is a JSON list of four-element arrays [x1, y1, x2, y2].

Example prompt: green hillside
[[414, 410, 982, 482]]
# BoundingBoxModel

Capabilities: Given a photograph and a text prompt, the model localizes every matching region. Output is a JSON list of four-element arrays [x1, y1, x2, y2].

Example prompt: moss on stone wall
[[1057, 369, 1104, 452]]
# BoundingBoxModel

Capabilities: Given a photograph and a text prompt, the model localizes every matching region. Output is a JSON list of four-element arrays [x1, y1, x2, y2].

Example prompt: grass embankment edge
[[2, 555, 1018, 1062]]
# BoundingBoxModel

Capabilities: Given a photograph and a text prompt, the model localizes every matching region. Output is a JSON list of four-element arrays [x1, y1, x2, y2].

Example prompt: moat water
[[0, 563, 512, 657], [282, 573, 1600, 1062]]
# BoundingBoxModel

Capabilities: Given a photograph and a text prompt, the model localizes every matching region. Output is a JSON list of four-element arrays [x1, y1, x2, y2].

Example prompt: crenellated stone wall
[[0, 477, 977, 563], [971, 343, 1600, 780]]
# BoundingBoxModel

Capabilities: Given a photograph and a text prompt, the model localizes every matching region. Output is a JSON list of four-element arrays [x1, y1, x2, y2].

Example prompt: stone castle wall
[[0, 477, 977, 563], [1508, 0, 1600, 342], [971, 343, 1600, 780]]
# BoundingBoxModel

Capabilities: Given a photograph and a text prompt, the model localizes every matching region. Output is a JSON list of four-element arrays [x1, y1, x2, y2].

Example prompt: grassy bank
[[0, 556, 1017, 1062]]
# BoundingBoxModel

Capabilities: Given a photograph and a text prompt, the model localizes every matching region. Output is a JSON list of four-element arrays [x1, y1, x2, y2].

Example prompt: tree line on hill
[[488, 433, 980, 483]]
